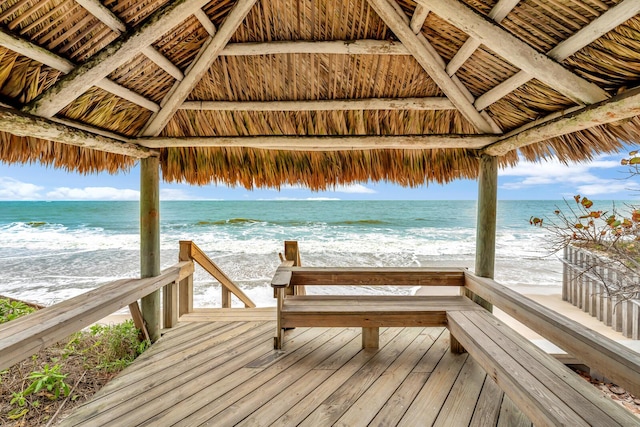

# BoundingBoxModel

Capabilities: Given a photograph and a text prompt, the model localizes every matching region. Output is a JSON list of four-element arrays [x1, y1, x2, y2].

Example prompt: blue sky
[[0, 151, 638, 201]]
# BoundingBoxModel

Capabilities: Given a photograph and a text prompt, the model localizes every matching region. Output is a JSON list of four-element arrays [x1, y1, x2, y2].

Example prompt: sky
[[0, 151, 639, 201]]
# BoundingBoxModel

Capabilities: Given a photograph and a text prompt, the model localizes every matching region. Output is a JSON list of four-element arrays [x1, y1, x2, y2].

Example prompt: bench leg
[[450, 334, 466, 354], [362, 327, 379, 348], [274, 328, 283, 349]]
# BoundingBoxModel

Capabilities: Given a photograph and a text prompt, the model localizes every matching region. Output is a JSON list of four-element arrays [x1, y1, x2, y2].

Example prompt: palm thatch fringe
[[0, 132, 134, 174], [160, 147, 518, 189]]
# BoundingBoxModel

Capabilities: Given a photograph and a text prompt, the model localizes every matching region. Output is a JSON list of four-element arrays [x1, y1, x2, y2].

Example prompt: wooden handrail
[[464, 271, 640, 397], [0, 261, 193, 371], [179, 241, 256, 309]]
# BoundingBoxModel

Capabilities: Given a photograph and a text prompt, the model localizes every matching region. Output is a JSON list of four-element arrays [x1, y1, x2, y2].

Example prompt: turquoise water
[[0, 200, 580, 306]]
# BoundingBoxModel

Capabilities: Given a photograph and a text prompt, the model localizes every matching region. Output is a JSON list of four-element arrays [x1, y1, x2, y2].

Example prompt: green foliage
[[0, 298, 35, 323], [3, 318, 149, 424], [23, 364, 70, 400], [84, 320, 149, 372]]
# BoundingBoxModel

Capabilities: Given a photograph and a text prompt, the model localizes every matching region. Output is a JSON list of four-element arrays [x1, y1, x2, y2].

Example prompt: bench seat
[[447, 309, 639, 427], [280, 295, 482, 328]]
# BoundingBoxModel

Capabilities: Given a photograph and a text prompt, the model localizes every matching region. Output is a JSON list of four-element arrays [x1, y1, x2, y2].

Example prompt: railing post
[[163, 280, 178, 328], [221, 287, 232, 308], [179, 241, 194, 316]]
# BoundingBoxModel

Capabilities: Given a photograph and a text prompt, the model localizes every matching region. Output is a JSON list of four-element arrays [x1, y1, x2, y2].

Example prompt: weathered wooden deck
[[60, 316, 532, 426]]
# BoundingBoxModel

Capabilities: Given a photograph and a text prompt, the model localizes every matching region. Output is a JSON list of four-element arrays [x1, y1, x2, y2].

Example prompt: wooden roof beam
[[475, 0, 640, 110], [76, 0, 184, 81], [138, 134, 498, 151], [419, 0, 610, 106], [483, 85, 640, 156], [194, 10, 217, 36], [366, 0, 497, 134], [221, 39, 410, 56], [140, 0, 258, 137], [446, 0, 520, 76], [0, 107, 153, 158], [0, 29, 159, 112], [24, 0, 211, 118], [180, 97, 455, 111], [410, 5, 430, 34]]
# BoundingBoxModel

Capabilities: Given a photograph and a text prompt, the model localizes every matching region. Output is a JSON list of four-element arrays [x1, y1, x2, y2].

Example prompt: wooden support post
[[362, 327, 379, 349], [178, 241, 193, 316], [471, 154, 497, 311], [140, 156, 161, 342], [458, 154, 497, 352]]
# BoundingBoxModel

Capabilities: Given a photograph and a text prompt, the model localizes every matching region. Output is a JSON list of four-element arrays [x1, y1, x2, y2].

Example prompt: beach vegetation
[[1, 304, 149, 426], [531, 151, 640, 301], [0, 299, 35, 324]]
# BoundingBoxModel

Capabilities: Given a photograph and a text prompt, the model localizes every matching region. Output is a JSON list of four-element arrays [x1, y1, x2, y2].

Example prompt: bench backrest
[[288, 267, 466, 287], [464, 271, 640, 397]]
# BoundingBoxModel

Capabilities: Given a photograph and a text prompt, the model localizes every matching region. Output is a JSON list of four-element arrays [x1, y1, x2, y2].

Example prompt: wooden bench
[[448, 309, 639, 426], [271, 265, 478, 349]]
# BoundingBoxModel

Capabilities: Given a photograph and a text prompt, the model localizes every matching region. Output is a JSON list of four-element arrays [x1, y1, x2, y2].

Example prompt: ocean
[[0, 200, 579, 308]]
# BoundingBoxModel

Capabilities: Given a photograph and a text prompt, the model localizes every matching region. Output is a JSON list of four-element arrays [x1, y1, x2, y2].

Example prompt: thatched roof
[[0, 0, 639, 189]]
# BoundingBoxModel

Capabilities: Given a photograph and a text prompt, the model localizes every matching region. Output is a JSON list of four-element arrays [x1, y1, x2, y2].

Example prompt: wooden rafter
[[366, 0, 497, 134], [410, 5, 430, 34], [180, 97, 455, 111], [140, 0, 258, 137], [419, 0, 609, 106], [221, 39, 409, 56], [138, 134, 498, 150], [0, 29, 159, 112], [475, 0, 640, 110], [484, 85, 640, 156], [194, 10, 217, 36], [0, 107, 152, 158], [23, 0, 211, 118], [75, 0, 184, 81], [446, 0, 519, 76]]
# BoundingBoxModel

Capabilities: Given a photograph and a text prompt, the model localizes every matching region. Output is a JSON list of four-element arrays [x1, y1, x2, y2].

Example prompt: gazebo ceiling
[[0, 0, 639, 189]]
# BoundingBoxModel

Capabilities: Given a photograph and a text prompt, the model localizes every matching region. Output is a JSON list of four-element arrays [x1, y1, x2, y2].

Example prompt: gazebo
[[1, 0, 640, 424]]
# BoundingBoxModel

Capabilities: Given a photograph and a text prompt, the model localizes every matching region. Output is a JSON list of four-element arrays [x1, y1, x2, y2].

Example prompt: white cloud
[[499, 156, 633, 195], [277, 183, 376, 194], [45, 187, 140, 200], [332, 184, 376, 194], [160, 189, 194, 200], [576, 181, 640, 196], [0, 177, 44, 200]]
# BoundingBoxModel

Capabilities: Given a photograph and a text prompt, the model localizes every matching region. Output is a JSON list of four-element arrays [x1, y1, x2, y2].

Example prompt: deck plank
[[397, 349, 469, 426], [299, 328, 424, 426], [334, 329, 439, 426], [272, 328, 405, 426], [59, 322, 553, 427], [203, 328, 363, 426], [433, 356, 487, 426], [497, 395, 532, 427], [148, 327, 333, 426], [469, 376, 505, 427]]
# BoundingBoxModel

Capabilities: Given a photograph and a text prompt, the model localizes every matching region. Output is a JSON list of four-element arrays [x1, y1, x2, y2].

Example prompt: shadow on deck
[[59, 319, 529, 426]]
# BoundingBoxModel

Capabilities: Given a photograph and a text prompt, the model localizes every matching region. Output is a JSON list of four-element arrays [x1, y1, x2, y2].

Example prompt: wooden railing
[[0, 261, 193, 372], [164, 241, 256, 328]]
